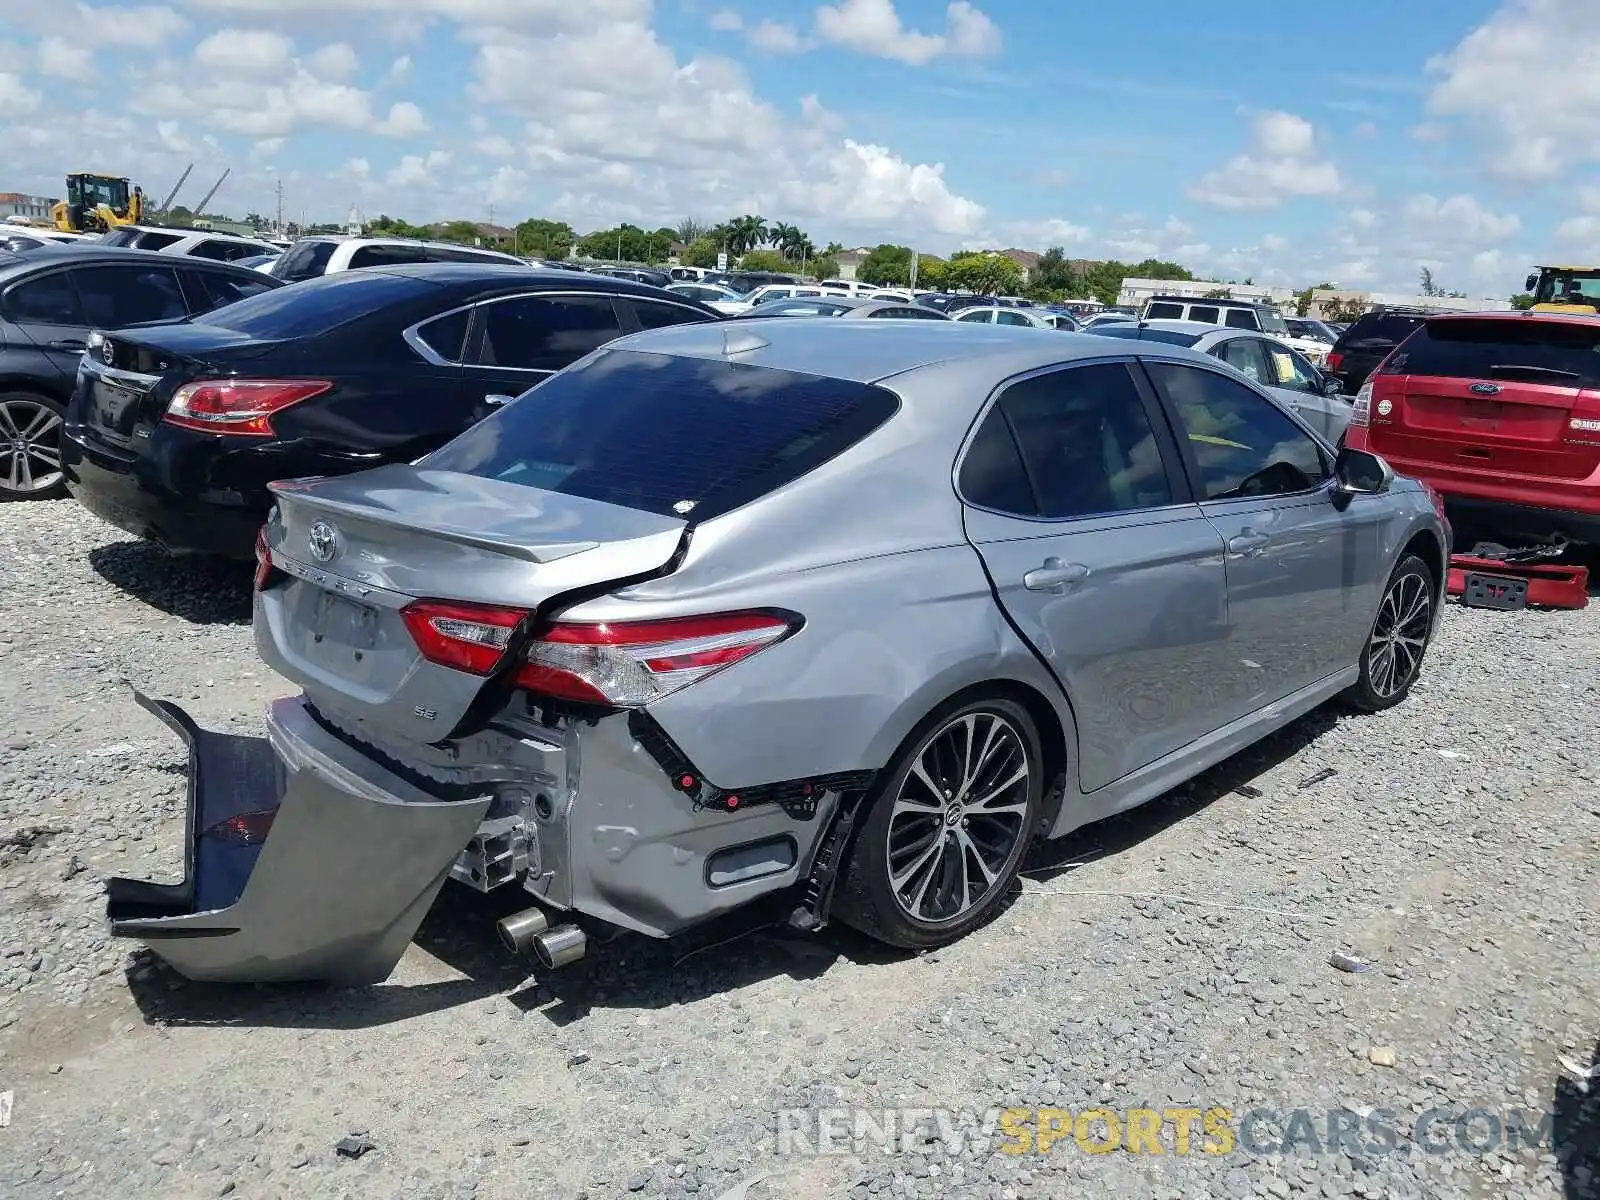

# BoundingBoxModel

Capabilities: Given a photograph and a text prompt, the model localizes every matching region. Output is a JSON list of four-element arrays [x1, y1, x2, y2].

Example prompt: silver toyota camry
[[106, 319, 1449, 983]]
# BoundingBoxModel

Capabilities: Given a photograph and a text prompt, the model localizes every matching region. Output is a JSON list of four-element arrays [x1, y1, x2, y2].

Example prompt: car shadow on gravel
[[89, 541, 253, 625], [1555, 1040, 1600, 1199], [119, 704, 1347, 1032]]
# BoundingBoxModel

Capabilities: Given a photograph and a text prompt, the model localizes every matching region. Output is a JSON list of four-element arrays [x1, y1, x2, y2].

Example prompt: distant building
[[0, 193, 57, 223], [1307, 289, 1511, 319], [1117, 277, 1297, 309], [999, 248, 1040, 282], [833, 247, 873, 281]]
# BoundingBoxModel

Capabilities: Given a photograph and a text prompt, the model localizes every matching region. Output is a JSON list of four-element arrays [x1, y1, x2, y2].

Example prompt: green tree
[[1322, 296, 1371, 322], [1083, 260, 1130, 306], [680, 237, 720, 269], [915, 255, 948, 290], [578, 224, 656, 262], [1203, 286, 1233, 299], [1419, 266, 1442, 297], [437, 220, 484, 245], [811, 255, 840, 280], [514, 218, 575, 260], [676, 217, 707, 245], [716, 214, 768, 258], [167, 205, 194, 228], [244, 212, 266, 230], [1510, 292, 1535, 310], [368, 214, 431, 238], [858, 244, 914, 286], [739, 249, 791, 273], [1294, 281, 1336, 317], [946, 251, 1023, 296]]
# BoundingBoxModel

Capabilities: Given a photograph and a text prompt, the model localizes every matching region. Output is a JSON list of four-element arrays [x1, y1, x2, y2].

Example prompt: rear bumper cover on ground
[[105, 692, 490, 984]]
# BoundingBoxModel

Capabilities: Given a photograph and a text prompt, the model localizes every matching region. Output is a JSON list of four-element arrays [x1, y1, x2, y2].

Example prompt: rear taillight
[[203, 808, 277, 845], [400, 600, 526, 675], [398, 600, 800, 707], [1350, 380, 1372, 427], [253, 525, 274, 591], [513, 612, 800, 706], [163, 379, 332, 437], [1327, 351, 1343, 374]]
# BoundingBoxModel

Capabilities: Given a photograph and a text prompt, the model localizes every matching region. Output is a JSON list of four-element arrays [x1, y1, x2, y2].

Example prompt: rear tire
[[0, 392, 66, 500], [1345, 554, 1435, 713], [833, 695, 1042, 950]]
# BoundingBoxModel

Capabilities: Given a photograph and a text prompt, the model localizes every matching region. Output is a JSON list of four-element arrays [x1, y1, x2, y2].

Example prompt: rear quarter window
[[422, 349, 900, 521], [1387, 319, 1600, 387]]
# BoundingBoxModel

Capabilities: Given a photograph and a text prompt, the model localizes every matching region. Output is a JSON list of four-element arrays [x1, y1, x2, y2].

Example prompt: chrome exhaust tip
[[496, 907, 550, 955], [531, 923, 587, 970]]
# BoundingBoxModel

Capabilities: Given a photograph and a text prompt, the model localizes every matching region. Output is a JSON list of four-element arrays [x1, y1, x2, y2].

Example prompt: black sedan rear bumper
[[61, 426, 267, 560]]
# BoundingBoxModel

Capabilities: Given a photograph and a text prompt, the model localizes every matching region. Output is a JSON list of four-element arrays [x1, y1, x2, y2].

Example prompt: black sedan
[[61, 264, 719, 557], [0, 245, 280, 498]]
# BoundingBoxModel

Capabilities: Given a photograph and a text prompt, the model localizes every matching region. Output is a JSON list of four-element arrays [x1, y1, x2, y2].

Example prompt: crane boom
[[192, 169, 230, 217], [157, 163, 194, 214]]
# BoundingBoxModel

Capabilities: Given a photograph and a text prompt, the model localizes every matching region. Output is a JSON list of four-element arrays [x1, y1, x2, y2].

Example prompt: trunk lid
[[73, 324, 282, 451], [1365, 316, 1600, 482], [258, 464, 687, 742]]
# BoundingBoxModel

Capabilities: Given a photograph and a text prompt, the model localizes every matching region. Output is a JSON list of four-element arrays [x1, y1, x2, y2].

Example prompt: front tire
[[0, 392, 67, 500], [834, 695, 1042, 949], [1346, 554, 1435, 712]]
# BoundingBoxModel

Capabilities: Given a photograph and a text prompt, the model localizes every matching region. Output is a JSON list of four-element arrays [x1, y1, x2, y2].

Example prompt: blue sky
[[1, 0, 1593, 295]]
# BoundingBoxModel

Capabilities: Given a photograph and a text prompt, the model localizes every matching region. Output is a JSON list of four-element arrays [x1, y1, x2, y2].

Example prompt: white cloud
[[194, 28, 295, 76], [1006, 217, 1091, 247], [386, 55, 412, 81], [386, 149, 450, 187], [182, 0, 650, 33], [306, 42, 360, 80], [795, 139, 983, 235], [1555, 214, 1600, 246], [1401, 193, 1520, 246], [813, 0, 999, 65], [748, 21, 809, 53], [70, 4, 187, 46], [376, 100, 429, 136], [1425, 0, 1600, 180], [0, 72, 42, 114], [1188, 109, 1342, 209], [39, 37, 95, 80], [474, 134, 517, 159], [709, 9, 742, 32]]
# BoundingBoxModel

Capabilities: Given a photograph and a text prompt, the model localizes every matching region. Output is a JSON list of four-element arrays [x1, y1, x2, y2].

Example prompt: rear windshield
[[1387, 318, 1600, 387], [1088, 325, 1201, 347], [1343, 312, 1424, 347], [199, 270, 434, 338], [423, 349, 900, 521]]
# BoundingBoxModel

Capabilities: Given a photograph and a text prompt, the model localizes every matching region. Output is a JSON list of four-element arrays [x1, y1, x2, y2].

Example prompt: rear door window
[[473, 294, 623, 371], [423, 349, 900, 520], [1386, 318, 1600, 386], [996, 310, 1034, 326], [4, 272, 84, 324], [183, 269, 276, 313], [1214, 337, 1271, 385], [1224, 308, 1258, 330], [976, 363, 1177, 519], [1187, 306, 1220, 325], [70, 265, 188, 326]]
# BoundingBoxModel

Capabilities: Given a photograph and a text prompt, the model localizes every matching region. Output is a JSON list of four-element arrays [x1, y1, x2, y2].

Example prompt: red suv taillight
[[164, 379, 332, 437], [1327, 350, 1343, 375], [399, 600, 801, 707]]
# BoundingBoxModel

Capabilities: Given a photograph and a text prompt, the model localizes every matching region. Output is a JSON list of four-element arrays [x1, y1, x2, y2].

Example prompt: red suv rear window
[[1387, 318, 1600, 387]]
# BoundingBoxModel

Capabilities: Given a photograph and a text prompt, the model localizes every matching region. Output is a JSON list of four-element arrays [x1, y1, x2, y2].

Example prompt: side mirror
[[1525, 273, 1538, 292], [1334, 445, 1392, 495], [1321, 373, 1344, 396]]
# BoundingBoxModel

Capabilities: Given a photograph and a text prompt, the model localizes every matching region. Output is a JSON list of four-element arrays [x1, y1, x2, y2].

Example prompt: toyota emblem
[[306, 520, 339, 563]]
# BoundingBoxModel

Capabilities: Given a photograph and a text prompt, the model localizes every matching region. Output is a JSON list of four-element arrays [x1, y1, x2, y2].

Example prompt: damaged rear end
[[109, 346, 898, 983]]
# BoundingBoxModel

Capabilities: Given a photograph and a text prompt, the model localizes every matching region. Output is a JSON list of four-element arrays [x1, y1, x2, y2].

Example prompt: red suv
[[1343, 312, 1600, 544]]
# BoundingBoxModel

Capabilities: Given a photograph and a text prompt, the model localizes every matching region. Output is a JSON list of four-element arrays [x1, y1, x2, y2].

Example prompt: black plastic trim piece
[[626, 709, 876, 821]]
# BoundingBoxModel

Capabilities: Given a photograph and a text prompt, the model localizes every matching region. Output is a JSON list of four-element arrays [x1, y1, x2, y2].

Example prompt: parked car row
[[100, 308, 1449, 985]]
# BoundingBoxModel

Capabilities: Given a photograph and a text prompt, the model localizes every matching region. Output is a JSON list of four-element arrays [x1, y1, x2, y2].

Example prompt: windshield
[[199, 270, 432, 338], [423, 349, 900, 521], [1532, 269, 1600, 307]]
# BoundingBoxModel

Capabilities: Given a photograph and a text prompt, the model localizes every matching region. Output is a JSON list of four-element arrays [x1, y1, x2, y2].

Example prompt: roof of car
[[613, 315, 1209, 385], [320, 262, 720, 308], [0, 244, 277, 281], [1426, 309, 1600, 326], [1146, 294, 1270, 309]]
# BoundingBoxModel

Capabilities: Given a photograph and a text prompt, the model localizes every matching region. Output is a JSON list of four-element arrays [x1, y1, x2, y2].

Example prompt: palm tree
[[768, 221, 798, 261], [724, 214, 768, 258]]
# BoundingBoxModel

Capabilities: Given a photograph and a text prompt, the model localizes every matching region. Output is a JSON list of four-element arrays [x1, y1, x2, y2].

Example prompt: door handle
[[1227, 531, 1270, 557], [1023, 558, 1090, 592], [49, 340, 87, 351], [484, 393, 516, 407]]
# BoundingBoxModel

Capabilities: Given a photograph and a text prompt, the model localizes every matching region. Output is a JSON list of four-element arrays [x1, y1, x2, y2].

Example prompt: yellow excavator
[[1525, 265, 1600, 315], [51, 172, 143, 234]]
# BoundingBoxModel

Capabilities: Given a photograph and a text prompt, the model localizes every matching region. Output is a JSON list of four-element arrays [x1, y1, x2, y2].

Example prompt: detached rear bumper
[[106, 693, 490, 984]]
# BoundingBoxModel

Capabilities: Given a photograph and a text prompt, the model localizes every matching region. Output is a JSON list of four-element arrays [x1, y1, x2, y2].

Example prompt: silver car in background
[[1088, 319, 1356, 444], [106, 320, 1448, 984]]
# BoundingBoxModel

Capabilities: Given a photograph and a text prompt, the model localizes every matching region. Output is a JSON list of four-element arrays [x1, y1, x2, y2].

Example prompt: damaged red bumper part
[[105, 692, 490, 984], [1445, 555, 1590, 611]]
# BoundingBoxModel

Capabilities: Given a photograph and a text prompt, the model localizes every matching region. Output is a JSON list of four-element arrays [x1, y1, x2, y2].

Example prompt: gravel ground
[[1, 497, 1597, 1200]]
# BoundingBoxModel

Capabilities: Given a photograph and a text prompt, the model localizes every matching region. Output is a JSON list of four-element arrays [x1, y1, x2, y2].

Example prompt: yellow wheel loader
[[1525, 265, 1600, 314], [51, 173, 143, 234]]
